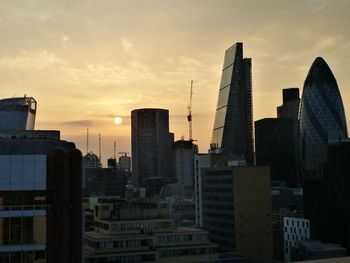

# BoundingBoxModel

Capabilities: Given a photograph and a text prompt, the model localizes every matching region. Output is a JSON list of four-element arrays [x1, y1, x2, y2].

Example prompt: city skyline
[[0, 0, 350, 163]]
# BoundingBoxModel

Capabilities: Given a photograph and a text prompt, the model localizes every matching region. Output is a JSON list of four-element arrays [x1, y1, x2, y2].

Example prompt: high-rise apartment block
[[211, 42, 254, 164], [131, 108, 173, 196]]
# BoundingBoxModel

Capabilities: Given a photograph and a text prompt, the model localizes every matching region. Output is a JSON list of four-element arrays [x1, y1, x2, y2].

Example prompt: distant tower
[[211, 42, 254, 164], [299, 57, 348, 178], [131, 108, 171, 193]]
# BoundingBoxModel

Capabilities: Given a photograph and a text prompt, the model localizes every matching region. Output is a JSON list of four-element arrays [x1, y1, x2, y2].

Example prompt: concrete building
[[211, 42, 254, 164], [201, 165, 273, 258], [283, 217, 310, 262], [194, 153, 210, 227], [0, 130, 82, 263], [172, 140, 198, 197], [131, 108, 173, 196], [84, 198, 218, 263], [119, 153, 131, 171]]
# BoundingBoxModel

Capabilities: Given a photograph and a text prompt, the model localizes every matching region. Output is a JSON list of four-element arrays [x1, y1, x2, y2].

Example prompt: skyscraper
[[0, 96, 37, 130], [131, 108, 172, 195], [299, 57, 348, 177], [211, 42, 253, 164]]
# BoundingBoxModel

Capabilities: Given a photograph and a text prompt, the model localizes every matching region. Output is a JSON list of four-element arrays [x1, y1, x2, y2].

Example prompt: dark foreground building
[[304, 142, 350, 253], [255, 118, 297, 186], [211, 42, 254, 164], [0, 96, 82, 263], [0, 130, 82, 263]]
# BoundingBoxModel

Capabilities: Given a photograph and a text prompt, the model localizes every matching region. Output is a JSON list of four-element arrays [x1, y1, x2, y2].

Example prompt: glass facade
[[299, 57, 348, 172], [211, 43, 254, 164], [0, 97, 36, 130]]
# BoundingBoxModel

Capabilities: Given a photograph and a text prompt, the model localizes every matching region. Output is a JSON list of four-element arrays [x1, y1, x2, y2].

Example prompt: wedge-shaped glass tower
[[211, 42, 253, 164]]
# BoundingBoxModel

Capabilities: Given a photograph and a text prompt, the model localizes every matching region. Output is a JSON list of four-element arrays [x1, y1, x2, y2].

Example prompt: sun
[[114, 117, 122, 125]]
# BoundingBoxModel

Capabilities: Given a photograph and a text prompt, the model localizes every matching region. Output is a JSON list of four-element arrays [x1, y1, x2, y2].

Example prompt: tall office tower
[[255, 118, 298, 186], [201, 166, 273, 257], [299, 57, 348, 178], [0, 96, 37, 130], [131, 108, 172, 195], [211, 42, 254, 164], [0, 132, 82, 263]]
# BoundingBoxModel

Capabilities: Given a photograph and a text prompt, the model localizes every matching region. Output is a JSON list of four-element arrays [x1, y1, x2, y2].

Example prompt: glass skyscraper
[[0, 96, 37, 130], [299, 57, 348, 175], [211, 42, 253, 164]]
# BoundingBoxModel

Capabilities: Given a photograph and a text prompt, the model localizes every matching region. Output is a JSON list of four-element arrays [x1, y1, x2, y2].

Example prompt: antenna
[[98, 133, 101, 165], [86, 128, 89, 154], [114, 141, 116, 159], [187, 80, 193, 141]]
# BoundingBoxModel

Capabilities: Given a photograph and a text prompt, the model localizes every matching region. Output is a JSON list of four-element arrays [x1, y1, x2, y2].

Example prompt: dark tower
[[211, 42, 253, 164], [131, 108, 171, 195]]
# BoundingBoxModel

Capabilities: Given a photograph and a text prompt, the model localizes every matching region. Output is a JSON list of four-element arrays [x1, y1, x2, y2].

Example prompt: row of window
[[86, 238, 151, 249], [160, 247, 215, 257], [157, 233, 208, 243], [94, 220, 173, 232]]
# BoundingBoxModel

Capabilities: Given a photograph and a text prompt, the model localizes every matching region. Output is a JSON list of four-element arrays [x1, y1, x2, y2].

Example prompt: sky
[[0, 0, 349, 166]]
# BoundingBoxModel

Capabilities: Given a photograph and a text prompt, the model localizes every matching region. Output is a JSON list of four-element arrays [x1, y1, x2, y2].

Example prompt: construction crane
[[187, 80, 193, 141]]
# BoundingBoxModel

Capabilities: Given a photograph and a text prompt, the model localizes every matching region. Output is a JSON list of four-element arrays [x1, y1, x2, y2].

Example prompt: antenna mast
[[86, 128, 89, 154], [114, 141, 116, 159], [187, 80, 193, 141], [98, 133, 102, 165]]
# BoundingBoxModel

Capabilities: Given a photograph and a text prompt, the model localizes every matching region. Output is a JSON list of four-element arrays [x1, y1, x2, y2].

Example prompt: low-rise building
[[85, 198, 218, 263]]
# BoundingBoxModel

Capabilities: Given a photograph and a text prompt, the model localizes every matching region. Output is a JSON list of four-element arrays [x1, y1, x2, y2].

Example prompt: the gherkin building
[[299, 57, 348, 175]]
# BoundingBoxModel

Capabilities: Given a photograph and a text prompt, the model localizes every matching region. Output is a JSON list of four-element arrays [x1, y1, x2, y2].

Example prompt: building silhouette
[[255, 118, 297, 186], [131, 108, 172, 196], [255, 88, 301, 187], [211, 42, 254, 164], [299, 57, 348, 178]]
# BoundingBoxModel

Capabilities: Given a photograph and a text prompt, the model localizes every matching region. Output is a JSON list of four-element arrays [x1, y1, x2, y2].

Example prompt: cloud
[[0, 50, 65, 70], [61, 120, 97, 127], [120, 38, 134, 55], [313, 35, 343, 52]]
